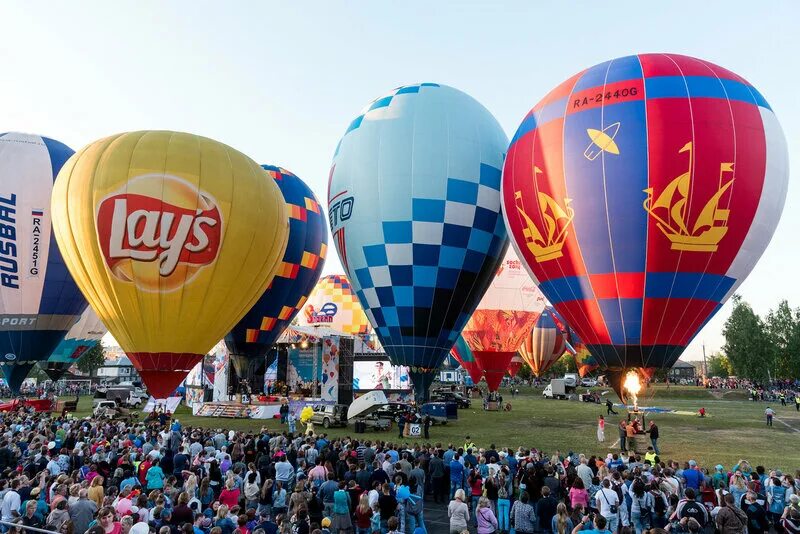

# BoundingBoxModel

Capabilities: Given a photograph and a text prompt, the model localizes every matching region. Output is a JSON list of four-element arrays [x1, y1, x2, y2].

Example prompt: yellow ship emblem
[[515, 166, 574, 263], [643, 142, 734, 252]]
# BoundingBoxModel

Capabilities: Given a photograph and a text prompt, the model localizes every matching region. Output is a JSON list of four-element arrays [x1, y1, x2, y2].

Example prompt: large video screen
[[353, 360, 411, 390]]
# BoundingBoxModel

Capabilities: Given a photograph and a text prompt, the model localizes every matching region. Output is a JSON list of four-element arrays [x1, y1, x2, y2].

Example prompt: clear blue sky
[[3, 1, 797, 363]]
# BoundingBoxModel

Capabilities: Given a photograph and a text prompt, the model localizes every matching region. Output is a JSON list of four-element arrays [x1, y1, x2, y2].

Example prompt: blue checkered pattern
[[350, 164, 507, 369]]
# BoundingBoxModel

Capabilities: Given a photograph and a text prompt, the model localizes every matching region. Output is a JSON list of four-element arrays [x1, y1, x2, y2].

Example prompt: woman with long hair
[[244, 471, 261, 512], [272, 481, 288, 518], [730, 471, 748, 507], [258, 479, 274, 518], [199, 477, 214, 509], [214, 505, 236, 534], [629, 479, 653, 534], [552, 502, 573, 534], [354, 493, 373, 534], [88, 476, 105, 508], [184, 474, 198, 499]]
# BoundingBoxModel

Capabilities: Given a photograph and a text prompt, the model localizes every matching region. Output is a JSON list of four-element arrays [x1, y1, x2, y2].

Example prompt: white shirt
[[595, 488, 620, 517], [368, 488, 380, 508], [1, 490, 20, 521]]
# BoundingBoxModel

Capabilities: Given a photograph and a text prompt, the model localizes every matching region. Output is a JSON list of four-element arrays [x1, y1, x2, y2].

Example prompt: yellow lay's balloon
[[51, 131, 288, 398]]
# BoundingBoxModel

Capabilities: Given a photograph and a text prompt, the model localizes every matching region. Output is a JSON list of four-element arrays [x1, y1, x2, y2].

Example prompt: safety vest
[[645, 451, 657, 464], [464, 441, 475, 452]]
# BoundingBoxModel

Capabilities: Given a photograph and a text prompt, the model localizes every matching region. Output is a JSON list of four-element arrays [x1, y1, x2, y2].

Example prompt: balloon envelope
[[328, 83, 509, 400], [518, 307, 568, 377], [225, 166, 327, 377], [462, 247, 546, 390], [449, 334, 483, 385], [503, 54, 788, 376], [0, 133, 87, 393], [568, 333, 600, 378], [507, 354, 524, 378], [298, 274, 371, 336], [51, 131, 289, 398], [42, 306, 107, 381]]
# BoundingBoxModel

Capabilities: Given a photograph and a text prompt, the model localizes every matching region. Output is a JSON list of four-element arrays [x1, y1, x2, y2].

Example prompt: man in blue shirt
[[449, 453, 465, 499], [683, 460, 702, 491], [464, 448, 478, 469]]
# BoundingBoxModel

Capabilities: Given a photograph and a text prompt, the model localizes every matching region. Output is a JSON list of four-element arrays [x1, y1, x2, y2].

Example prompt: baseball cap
[[689, 460, 697, 466]]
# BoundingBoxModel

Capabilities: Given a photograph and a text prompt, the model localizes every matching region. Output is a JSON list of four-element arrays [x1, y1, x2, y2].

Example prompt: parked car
[[563, 373, 579, 388], [309, 404, 348, 428], [431, 390, 471, 408], [581, 377, 598, 387], [373, 402, 411, 423]]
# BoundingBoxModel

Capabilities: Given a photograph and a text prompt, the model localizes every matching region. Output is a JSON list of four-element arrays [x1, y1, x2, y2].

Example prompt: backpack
[[498, 483, 509, 499], [652, 491, 667, 517], [612, 482, 624, 503]]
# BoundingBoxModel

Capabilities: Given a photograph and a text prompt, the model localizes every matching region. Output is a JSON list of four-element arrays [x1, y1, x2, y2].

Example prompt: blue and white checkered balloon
[[328, 83, 509, 401]]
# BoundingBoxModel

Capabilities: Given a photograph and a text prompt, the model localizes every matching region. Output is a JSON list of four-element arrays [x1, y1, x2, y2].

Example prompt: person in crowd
[[475, 496, 498, 534], [448, 488, 469, 534]]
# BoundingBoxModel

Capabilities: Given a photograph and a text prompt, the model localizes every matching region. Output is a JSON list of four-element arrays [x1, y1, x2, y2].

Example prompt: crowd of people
[[0, 402, 797, 534]]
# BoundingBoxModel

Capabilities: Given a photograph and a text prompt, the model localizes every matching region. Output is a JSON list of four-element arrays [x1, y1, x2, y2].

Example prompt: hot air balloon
[[566, 333, 600, 378], [518, 307, 568, 377], [507, 354, 524, 378], [51, 131, 289, 398], [502, 54, 788, 401], [461, 247, 546, 390], [41, 306, 107, 381], [449, 335, 483, 385], [328, 83, 509, 401], [225, 166, 327, 384], [0, 133, 87, 393], [298, 274, 371, 336]]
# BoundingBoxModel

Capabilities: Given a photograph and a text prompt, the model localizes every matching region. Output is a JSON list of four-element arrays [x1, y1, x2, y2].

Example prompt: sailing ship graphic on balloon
[[643, 141, 734, 252], [513, 166, 574, 263]]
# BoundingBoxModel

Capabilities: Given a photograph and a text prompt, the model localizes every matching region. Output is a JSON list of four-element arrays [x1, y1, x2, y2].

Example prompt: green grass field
[[66, 385, 800, 470]]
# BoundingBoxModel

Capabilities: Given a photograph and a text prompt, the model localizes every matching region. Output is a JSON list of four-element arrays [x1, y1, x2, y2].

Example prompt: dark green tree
[[516, 362, 532, 381], [764, 300, 800, 378], [707, 351, 731, 377], [722, 295, 772, 380], [76, 343, 106, 377], [547, 353, 578, 377]]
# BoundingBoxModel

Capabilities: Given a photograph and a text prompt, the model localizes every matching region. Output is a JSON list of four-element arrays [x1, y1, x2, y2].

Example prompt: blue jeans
[[498, 498, 511, 531], [407, 511, 425, 533], [450, 480, 461, 499], [632, 512, 650, 534], [356, 528, 370, 534], [605, 514, 619, 533], [651, 438, 659, 455], [471, 496, 481, 524]]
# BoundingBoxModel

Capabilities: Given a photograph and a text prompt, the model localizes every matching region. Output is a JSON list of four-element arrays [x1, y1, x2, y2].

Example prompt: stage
[[191, 397, 330, 419]]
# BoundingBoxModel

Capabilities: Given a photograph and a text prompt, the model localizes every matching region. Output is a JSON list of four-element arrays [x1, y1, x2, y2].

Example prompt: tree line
[[722, 295, 800, 381]]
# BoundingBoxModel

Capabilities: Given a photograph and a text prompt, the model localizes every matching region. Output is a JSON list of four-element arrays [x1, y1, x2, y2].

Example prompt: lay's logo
[[96, 174, 223, 292]]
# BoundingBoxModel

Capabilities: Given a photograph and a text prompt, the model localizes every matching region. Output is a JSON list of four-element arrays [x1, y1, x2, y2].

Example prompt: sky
[[2, 1, 798, 363]]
